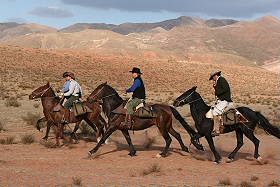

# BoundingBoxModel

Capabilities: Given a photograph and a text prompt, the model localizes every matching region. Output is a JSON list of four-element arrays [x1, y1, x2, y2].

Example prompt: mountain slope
[[0, 23, 57, 39], [61, 16, 238, 35]]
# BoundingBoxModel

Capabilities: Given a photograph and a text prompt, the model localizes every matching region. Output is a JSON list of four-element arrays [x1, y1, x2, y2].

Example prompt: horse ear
[[46, 82, 50, 86], [105, 82, 107, 85], [192, 86, 197, 90]]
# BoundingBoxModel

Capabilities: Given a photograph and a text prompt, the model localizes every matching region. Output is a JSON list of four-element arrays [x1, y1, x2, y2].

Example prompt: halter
[[176, 90, 202, 105]]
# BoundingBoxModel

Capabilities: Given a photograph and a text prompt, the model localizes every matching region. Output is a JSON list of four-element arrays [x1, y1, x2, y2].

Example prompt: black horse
[[173, 86, 280, 164], [87, 83, 203, 157]]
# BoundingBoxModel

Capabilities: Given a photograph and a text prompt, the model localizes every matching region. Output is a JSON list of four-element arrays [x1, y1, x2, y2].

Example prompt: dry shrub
[[0, 121, 6, 132], [40, 140, 57, 148], [21, 134, 35, 144], [21, 112, 41, 127], [0, 160, 7, 164], [33, 103, 40, 108], [0, 136, 16, 144], [79, 122, 95, 136], [5, 97, 21, 107], [268, 180, 280, 187], [141, 163, 161, 176], [250, 176, 259, 181], [240, 181, 256, 187], [72, 177, 82, 186], [218, 178, 232, 186], [143, 135, 157, 149]]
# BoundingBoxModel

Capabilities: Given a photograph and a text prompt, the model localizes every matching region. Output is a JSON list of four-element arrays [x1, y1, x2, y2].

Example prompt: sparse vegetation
[[79, 122, 95, 136], [5, 96, 21, 107], [72, 177, 82, 186], [33, 103, 40, 108], [40, 141, 57, 149], [21, 112, 41, 127], [0, 121, 6, 132], [250, 176, 259, 181], [141, 163, 161, 176], [21, 134, 35, 144], [0, 136, 16, 144], [143, 133, 157, 149], [240, 181, 256, 187], [218, 178, 232, 186], [268, 180, 280, 187]]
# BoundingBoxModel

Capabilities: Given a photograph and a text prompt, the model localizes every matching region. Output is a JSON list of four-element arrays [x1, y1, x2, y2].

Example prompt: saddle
[[53, 101, 92, 116], [206, 104, 249, 126], [112, 100, 157, 119]]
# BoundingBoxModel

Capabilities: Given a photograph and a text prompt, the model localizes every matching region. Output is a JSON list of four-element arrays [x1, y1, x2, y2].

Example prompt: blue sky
[[1, 0, 279, 29]]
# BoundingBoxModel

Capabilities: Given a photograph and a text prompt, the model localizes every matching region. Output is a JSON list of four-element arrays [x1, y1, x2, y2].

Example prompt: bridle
[[176, 90, 202, 105], [39, 86, 52, 97], [89, 86, 116, 102]]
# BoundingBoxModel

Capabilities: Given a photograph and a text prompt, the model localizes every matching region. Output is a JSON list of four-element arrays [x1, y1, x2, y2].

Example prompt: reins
[[176, 90, 202, 105], [90, 86, 116, 101]]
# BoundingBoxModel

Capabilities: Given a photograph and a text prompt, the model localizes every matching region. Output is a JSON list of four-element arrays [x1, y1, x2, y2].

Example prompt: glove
[[58, 92, 64, 98]]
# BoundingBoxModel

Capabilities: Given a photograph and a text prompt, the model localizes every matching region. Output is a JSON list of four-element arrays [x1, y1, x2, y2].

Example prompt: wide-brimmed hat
[[209, 71, 221, 80], [129, 67, 142, 74], [62, 72, 75, 79]]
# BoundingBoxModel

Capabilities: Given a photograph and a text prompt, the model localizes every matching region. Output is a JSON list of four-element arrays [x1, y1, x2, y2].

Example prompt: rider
[[209, 71, 233, 136], [121, 67, 146, 129], [59, 72, 83, 123]]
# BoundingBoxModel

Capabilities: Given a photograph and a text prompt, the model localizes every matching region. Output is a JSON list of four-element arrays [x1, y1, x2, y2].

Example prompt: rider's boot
[[212, 115, 222, 136]]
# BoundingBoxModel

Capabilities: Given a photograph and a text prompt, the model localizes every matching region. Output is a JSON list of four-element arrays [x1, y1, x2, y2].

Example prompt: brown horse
[[29, 82, 107, 145], [87, 83, 204, 157]]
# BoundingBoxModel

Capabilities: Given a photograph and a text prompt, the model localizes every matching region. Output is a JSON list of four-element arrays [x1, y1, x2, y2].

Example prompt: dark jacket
[[214, 77, 232, 102], [132, 77, 146, 99]]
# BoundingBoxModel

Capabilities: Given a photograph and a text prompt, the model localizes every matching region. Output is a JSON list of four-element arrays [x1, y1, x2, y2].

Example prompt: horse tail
[[170, 106, 196, 137], [170, 106, 204, 151], [255, 112, 280, 139]]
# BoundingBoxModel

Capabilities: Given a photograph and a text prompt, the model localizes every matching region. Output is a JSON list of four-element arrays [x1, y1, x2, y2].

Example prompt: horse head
[[87, 82, 109, 104], [29, 82, 53, 100], [173, 86, 197, 107]]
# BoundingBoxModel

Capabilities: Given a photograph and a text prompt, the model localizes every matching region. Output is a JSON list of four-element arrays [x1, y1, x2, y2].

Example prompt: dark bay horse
[[29, 82, 107, 145], [87, 82, 203, 157], [173, 86, 280, 164]]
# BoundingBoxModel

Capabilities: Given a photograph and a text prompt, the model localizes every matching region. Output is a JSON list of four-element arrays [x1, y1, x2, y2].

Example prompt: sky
[[1, 0, 279, 29]]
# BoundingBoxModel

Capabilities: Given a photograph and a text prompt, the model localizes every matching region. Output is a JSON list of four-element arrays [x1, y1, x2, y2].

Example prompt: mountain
[[1, 16, 279, 67], [61, 16, 238, 35], [0, 23, 57, 39]]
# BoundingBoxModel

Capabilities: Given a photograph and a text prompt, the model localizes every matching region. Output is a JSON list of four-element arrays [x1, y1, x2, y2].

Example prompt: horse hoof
[[226, 158, 234, 163], [256, 156, 263, 162], [214, 160, 222, 164], [97, 137, 101, 143], [156, 153, 162, 158]]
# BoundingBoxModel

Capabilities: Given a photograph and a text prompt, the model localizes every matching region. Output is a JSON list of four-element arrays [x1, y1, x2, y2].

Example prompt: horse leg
[[88, 125, 117, 155], [54, 125, 60, 146], [121, 130, 136, 156], [205, 135, 222, 164], [243, 127, 261, 160], [93, 117, 105, 143], [158, 128, 172, 157], [71, 121, 80, 142], [168, 127, 189, 152], [227, 128, 244, 162], [42, 121, 52, 140]]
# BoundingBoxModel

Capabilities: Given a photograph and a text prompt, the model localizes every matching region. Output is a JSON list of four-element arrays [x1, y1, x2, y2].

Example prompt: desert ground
[[0, 39, 279, 187]]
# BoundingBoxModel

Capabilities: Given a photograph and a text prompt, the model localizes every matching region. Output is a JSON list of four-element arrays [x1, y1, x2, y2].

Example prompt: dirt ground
[[0, 98, 279, 187]]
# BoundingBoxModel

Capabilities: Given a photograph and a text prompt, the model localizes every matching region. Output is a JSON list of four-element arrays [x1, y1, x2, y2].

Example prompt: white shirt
[[63, 80, 83, 97]]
